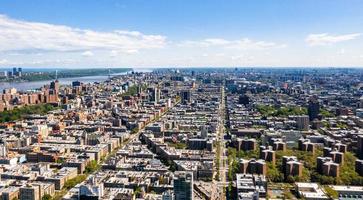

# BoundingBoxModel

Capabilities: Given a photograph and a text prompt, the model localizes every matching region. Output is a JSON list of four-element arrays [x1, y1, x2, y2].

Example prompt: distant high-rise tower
[[173, 171, 193, 200], [17, 67, 22, 77], [48, 80, 60, 103], [12, 67, 17, 75], [181, 90, 191, 104], [308, 96, 320, 121], [148, 87, 160, 103], [50, 80, 60, 92], [72, 81, 81, 87]]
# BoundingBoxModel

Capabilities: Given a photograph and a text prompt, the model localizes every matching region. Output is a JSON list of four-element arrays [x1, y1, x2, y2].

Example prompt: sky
[[0, 0, 363, 68]]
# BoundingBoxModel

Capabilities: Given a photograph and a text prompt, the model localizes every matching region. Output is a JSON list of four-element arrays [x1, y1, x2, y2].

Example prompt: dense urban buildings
[[0, 68, 362, 200]]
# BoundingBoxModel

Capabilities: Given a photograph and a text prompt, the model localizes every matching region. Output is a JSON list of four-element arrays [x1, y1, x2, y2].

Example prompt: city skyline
[[0, 0, 363, 68], [1, 2, 363, 198]]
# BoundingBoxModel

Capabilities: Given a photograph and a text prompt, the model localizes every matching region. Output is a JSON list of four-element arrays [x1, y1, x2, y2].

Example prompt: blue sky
[[0, 0, 362, 68]]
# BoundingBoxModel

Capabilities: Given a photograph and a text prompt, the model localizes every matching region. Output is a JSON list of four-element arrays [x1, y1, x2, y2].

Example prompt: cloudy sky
[[0, 0, 363, 68]]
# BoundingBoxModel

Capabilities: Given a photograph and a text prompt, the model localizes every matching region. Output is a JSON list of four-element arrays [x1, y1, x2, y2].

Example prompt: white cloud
[[0, 15, 166, 53], [179, 38, 286, 50], [109, 49, 138, 57], [82, 51, 94, 57], [0, 59, 8, 64], [306, 33, 361, 46], [0, 14, 362, 67], [339, 49, 345, 55], [110, 50, 118, 57], [0, 58, 76, 66], [124, 49, 139, 54], [204, 38, 231, 46], [231, 54, 254, 63]]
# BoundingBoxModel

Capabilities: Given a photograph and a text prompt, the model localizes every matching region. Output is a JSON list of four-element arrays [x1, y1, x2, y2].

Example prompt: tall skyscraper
[[17, 67, 22, 77], [308, 96, 319, 121], [48, 80, 60, 103], [12, 67, 17, 76], [50, 80, 60, 92], [149, 87, 160, 103], [72, 81, 81, 87], [173, 171, 193, 200], [181, 90, 191, 104]]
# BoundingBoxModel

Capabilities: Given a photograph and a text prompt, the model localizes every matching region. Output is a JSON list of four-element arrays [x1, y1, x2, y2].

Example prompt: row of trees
[[256, 105, 308, 117], [121, 85, 139, 97], [0, 104, 57, 123], [120, 84, 148, 97]]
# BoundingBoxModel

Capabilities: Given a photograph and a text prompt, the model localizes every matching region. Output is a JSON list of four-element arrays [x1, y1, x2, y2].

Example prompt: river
[[0, 68, 152, 91]]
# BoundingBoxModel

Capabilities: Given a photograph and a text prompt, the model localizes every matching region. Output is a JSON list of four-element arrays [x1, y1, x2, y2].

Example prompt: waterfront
[[0, 75, 111, 91], [0, 68, 152, 91]]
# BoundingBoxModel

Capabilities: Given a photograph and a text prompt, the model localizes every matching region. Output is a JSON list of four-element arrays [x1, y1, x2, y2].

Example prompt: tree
[[311, 172, 336, 185], [256, 104, 307, 117], [134, 186, 142, 198], [237, 148, 259, 159], [64, 175, 87, 189], [56, 158, 65, 164], [339, 152, 361, 185], [267, 162, 284, 182], [283, 187, 294, 199], [320, 108, 334, 118], [42, 194, 52, 200], [324, 186, 338, 199], [131, 128, 139, 134], [85, 160, 99, 174], [286, 175, 295, 183], [227, 147, 240, 180], [0, 104, 57, 123]]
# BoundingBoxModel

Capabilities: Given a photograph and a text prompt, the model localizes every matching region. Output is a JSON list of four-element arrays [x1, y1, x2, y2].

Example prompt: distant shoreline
[[0, 68, 132, 83]]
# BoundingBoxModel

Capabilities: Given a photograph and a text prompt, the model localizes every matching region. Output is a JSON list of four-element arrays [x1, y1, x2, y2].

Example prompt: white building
[[329, 185, 363, 199], [295, 182, 329, 200]]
